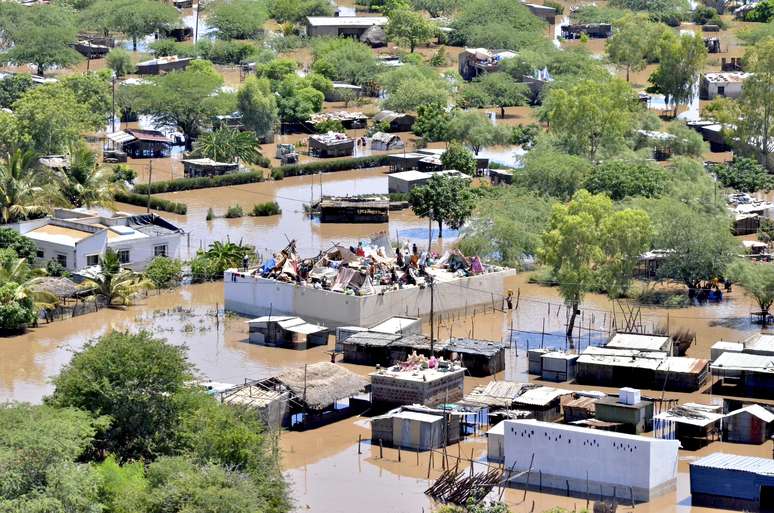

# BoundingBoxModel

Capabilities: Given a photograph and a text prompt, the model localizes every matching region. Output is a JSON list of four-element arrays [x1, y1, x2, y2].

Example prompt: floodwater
[[1, 270, 770, 512]]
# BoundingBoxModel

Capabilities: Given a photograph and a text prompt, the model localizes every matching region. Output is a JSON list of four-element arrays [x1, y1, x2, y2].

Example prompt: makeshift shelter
[[561, 23, 612, 39], [74, 40, 109, 58], [308, 132, 354, 158], [563, 396, 599, 423], [458, 48, 517, 81], [220, 382, 291, 430], [595, 389, 654, 434], [711, 352, 774, 395], [442, 337, 506, 376], [373, 110, 415, 132], [463, 381, 529, 410], [246, 315, 330, 349], [654, 403, 724, 449], [511, 386, 571, 422], [370, 356, 465, 406], [304, 15, 387, 38], [318, 196, 390, 223], [182, 158, 238, 178], [309, 111, 367, 130], [722, 404, 774, 444], [325, 82, 363, 102], [360, 24, 387, 47], [136, 55, 191, 75], [370, 132, 404, 151], [540, 352, 579, 382], [690, 453, 774, 511], [371, 405, 460, 450], [108, 129, 172, 158]]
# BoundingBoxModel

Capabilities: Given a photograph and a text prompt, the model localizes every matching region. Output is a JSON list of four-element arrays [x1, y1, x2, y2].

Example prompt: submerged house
[[722, 404, 774, 444], [372, 110, 415, 132], [136, 55, 191, 75], [711, 352, 774, 395], [653, 403, 724, 449], [370, 404, 461, 450], [13, 208, 183, 272], [246, 315, 330, 349], [458, 48, 517, 81], [304, 16, 388, 38], [318, 196, 390, 223], [690, 453, 774, 511], [594, 388, 654, 435], [107, 129, 173, 158], [182, 158, 239, 178], [308, 132, 354, 158], [370, 359, 465, 407], [700, 72, 752, 100], [370, 132, 404, 151]]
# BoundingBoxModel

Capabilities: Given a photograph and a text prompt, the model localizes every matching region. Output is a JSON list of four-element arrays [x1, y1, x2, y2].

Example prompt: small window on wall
[[117, 249, 130, 264], [154, 245, 167, 257], [56, 254, 67, 267], [36, 249, 44, 258], [86, 254, 99, 267]]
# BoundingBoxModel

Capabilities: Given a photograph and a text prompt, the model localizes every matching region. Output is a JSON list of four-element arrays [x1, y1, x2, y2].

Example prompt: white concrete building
[[700, 72, 752, 100], [11, 208, 183, 272], [503, 419, 680, 502], [387, 170, 470, 194], [224, 267, 514, 327]]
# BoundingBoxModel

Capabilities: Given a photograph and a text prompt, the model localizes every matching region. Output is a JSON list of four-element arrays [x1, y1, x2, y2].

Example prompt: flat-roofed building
[[304, 16, 387, 38]]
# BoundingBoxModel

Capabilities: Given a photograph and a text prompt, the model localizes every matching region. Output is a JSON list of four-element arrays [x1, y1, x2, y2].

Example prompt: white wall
[[110, 233, 182, 271], [503, 419, 679, 502], [74, 231, 107, 270], [224, 268, 515, 327]]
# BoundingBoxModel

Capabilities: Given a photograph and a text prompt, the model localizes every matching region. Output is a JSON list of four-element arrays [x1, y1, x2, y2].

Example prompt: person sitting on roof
[[356, 242, 365, 257]]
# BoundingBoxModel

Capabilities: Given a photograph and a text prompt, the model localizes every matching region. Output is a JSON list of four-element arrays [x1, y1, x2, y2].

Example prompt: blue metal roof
[[690, 453, 774, 476]]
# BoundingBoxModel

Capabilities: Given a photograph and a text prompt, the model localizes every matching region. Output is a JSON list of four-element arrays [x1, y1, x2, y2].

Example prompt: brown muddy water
[[1, 270, 770, 513]]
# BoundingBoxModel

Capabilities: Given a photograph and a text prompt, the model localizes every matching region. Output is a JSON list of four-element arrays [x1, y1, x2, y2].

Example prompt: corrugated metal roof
[[657, 357, 709, 374], [606, 333, 670, 352], [725, 404, 774, 424], [711, 352, 774, 373], [306, 16, 387, 27], [690, 453, 774, 475], [744, 333, 774, 354], [513, 386, 572, 406]]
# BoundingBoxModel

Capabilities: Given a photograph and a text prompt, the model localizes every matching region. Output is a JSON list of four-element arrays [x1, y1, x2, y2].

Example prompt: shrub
[[710, 157, 774, 193], [206, 207, 214, 221], [225, 204, 244, 218], [106, 48, 134, 77], [113, 191, 188, 215], [315, 119, 345, 133], [0, 227, 38, 262], [271, 168, 285, 180], [0, 281, 36, 333], [190, 252, 218, 282], [46, 258, 68, 277], [543, 0, 564, 14], [250, 201, 282, 216], [196, 39, 259, 65], [144, 256, 183, 288], [134, 156, 391, 194]]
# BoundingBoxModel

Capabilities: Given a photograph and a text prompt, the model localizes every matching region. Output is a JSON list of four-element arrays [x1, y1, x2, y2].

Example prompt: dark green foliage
[[440, 142, 476, 176], [271, 168, 285, 180], [413, 103, 451, 142], [315, 119, 345, 133], [134, 156, 390, 194], [710, 156, 774, 193], [110, 164, 137, 184], [570, 5, 629, 24], [208, 0, 268, 39], [311, 37, 380, 86], [515, 146, 591, 200], [190, 241, 255, 281], [225, 204, 244, 218], [269, 0, 334, 22], [409, 173, 475, 238], [144, 257, 183, 288], [197, 40, 260, 64], [511, 124, 539, 147], [0, 227, 37, 262], [0, 74, 33, 109], [584, 160, 668, 200], [47, 330, 195, 461], [692, 5, 724, 26], [543, 0, 563, 14], [449, 0, 546, 49], [743, 0, 774, 22], [46, 258, 68, 277], [609, 0, 689, 25], [250, 201, 282, 216], [113, 190, 188, 215], [0, 281, 36, 332]]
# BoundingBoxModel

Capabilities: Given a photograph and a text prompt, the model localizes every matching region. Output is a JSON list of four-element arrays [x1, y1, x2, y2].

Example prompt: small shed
[[136, 55, 191, 75], [723, 404, 774, 445], [595, 390, 654, 434], [710, 340, 744, 362], [371, 316, 421, 335], [511, 386, 572, 422], [690, 453, 774, 511], [308, 132, 354, 158], [182, 158, 238, 178], [74, 40, 110, 58], [563, 396, 598, 423], [387, 152, 426, 172], [489, 168, 513, 186], [373, 110, 415, 132], [109, 129, 172, 158], [442, 337, 506, 377], [370, 132, 404, 151], [527, 348, 551, 375], [391, 410, 444, 450], [220, 383, 291, 430], [319, 196, 389, 223], [654, 403, 724, 449], [605, 332, 671, 353], [561, 23, 612, 39], [486, 420, 506, 462], [540, 351, 579, 382], [246, 316, 330, 349]]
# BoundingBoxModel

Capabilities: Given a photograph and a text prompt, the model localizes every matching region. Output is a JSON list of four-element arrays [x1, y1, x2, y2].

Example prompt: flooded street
[[1, 268, 770, 512]]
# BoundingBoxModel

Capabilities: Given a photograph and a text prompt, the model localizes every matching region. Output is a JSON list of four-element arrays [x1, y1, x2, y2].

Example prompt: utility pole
[[429, 276, 435, 354], [194, 2, 201, 43], [427, 217, 432, 253], [111, 75, 116, 133], [146, 160, 153, 213]]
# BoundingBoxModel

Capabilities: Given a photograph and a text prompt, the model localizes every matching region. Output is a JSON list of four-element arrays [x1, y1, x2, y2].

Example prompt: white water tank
[[619, 387, 641, 405]]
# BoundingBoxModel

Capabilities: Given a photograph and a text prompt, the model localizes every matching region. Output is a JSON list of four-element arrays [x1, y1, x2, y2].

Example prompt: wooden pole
[[379, 438, 383, 459], [358, 434, 361, 454]]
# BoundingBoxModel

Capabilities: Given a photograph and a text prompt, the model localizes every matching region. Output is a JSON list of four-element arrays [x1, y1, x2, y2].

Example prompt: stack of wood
[[425, 468, 503, 505]]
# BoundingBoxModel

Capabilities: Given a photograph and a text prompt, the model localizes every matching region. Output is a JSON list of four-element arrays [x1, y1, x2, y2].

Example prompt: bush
[[149, 39, 197, 58], [0, 281, 36, 333], [543, 0, 564, 14], [144, 256, 183, 288], [271, 168, 285, 180], [206, 207, 214, 221], [250, 201, 282, 216], [710, 157, 774, 193], [196, 39, 259, 65], [113, 191, 188, 215], [134, 156, 391, 194], [106, 48, 134, 77], [225, 204, 244, 218], [0, 227, 38, 262], [190, 252, 219, 282], [46, 258, 68, 277], [315, 119, 345, 133]]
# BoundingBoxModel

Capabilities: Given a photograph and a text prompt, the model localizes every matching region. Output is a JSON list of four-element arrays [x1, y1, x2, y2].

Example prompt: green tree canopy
[[734, 38, 774, 167], [193, 128, 262, 164], [584, 159, 668, 200], [386, 7, 435, 52], [106, 48, 134, 77], [515, 144, 592, 200], [446, 110, 510, 154], [648, 31, 707, 117], [208, 0, 268, 39], [411, 0, 460, 17], [409, 173, 475, 242], [311, 37, 381, 86], [728, 259, 774, 320], [440, 141, 477, 175], [0, 227, 38, 261], [111, 0, 180, 51], [450, 0, 546, 49], [0, 74, 33, 109], [237, 77, 278, 138], [269, 0, 333, 22], [413, 102, 451, 142], [709, 156, 774, 193], [58, 144, 116, 209]]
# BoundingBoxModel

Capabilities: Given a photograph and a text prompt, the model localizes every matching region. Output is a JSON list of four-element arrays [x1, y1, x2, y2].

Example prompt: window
[[117, 249, 130, 264], [36, 249, 44, 258], [56, 254, 67, 267], [717, 86, 725, 96], [154, 245, 167, 257], [86, 254, 99, 267]]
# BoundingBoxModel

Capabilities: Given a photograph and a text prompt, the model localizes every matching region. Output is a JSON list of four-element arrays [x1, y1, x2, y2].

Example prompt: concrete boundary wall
[[224, 268, 515, 327]]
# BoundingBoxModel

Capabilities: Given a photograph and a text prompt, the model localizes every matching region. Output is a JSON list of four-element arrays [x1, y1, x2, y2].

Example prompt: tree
[[276, 75, 324, 122], [0, 227, 37, 262], [411, 0, 460, 17], [735, 39, 774, 167], [515, 145, 592, 200], [204, 240, 253, 275], [463, 72, 528, 119], [459, 188, 552, 269], [311, 37, 380, 86], [648, 198, 736, 293], [386, 8, 435, 52], [5, 4, 81, 76], [0, 149, 50, 224], [13, 83, 98, 154], [540, 190, 652, 339], [58, 144, 116, 208], [382, 77, 449, 113], [648, 31, 707, 117], [208, 0, 268, 40], [48, 329, 195, 460], [269, 0, 333, 22], [85, 249, 151, 308], [447, 110, 509, 154], [106, 48, 134, 77], [709, 156, 774, 193], [606, 14, 650, 82], [742, 0, 774, 22], [450, 0, 545, 49], [584, 159, 668, 200], [112, 0, 180, 51], [61, 73, 112, 133], [193, 128, 263, 164], [0, 247, 58, 320], [131, 62, 226, 149], [540, 78, 640, 160], [413, 102, 451, 142], [144, 256, 183, 288], [441, 141, 477, 175], [237, 77, 278, 139], [728, 259, 774, 322], [0, 74, 33, 109], [409, 174, 474, 246]]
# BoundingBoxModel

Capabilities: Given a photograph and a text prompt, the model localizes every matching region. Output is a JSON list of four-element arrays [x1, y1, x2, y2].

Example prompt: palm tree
[[0, 148, 48, 224], [86, 249, 151, 308], [0, 251, 58, 313], [58, 144, 117, 209], [193, 128, 262, 165], [205, 241, 251, 276]]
